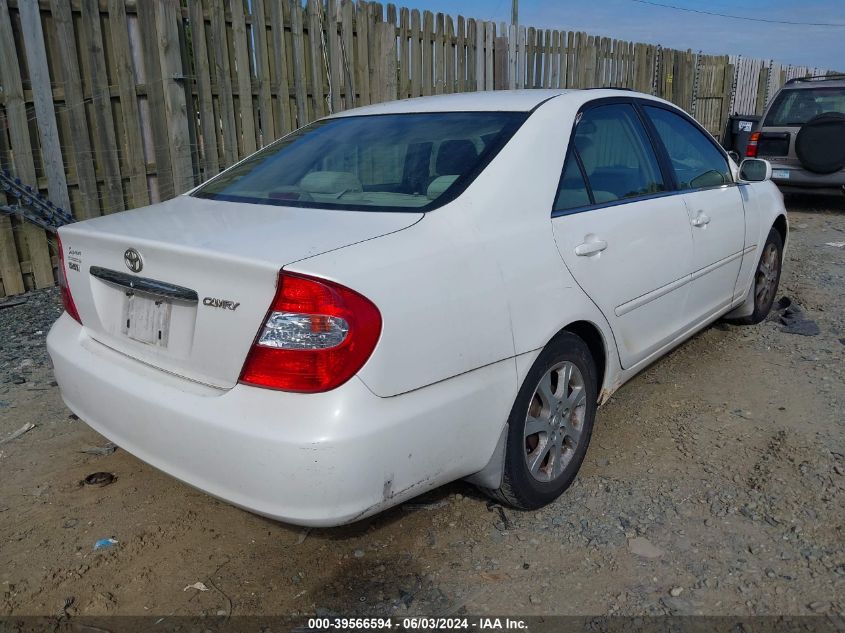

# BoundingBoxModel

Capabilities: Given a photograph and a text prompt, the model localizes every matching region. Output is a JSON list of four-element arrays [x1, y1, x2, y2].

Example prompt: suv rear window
[[764, 87, 845, 126], [193, 112, 527, 211]]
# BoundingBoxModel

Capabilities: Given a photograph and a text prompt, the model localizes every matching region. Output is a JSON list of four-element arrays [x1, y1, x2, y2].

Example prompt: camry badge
[[124, 248, 143, 273]]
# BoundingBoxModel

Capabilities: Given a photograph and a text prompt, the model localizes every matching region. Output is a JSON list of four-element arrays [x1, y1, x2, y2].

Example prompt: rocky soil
[[0, 197, 843, 619]]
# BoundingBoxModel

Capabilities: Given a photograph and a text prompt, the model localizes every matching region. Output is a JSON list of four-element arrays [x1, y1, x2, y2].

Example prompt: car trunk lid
[[59, 195, 422, 389]]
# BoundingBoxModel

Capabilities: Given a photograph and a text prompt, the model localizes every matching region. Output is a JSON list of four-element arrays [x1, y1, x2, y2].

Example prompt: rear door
[[642, 104, 745, 318], [551, 102, 695, 369]]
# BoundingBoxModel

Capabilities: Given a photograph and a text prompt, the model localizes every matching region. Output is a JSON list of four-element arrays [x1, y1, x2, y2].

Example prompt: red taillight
[[745, 131, 760, 157], [56, 234, 81, 323], [239, 271, 382, 393]]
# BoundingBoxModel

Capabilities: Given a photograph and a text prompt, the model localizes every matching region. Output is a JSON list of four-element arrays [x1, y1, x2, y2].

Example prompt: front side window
[[193, 112, 526, 211], [574, 104, 665, 203], [764, 87, 845, 126], [644, 106, 731, 190]]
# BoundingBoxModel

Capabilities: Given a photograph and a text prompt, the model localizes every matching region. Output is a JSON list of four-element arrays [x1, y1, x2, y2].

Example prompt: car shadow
[[782, 192, 845, 212]]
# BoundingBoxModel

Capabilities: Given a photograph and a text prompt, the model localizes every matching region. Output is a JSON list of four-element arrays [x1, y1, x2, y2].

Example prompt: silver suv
[[749, 75, 845, 195]]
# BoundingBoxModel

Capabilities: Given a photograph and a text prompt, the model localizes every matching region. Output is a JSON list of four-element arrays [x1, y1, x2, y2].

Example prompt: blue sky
[[396, 0, 844, 69]]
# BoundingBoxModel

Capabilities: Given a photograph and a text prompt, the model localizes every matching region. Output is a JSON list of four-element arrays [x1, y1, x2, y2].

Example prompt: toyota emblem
[[124, 248, 143, 273]]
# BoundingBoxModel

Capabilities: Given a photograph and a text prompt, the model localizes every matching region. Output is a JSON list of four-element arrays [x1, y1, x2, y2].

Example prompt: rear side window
[[644, 106, 731, 190], [193, 112, 526, 212], [764, 87, 845, 126], [574, 104, 665, 203], [553, 155, 591, 211]]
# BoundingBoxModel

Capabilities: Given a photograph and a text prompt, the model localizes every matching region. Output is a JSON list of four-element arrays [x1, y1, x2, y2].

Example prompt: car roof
[[781, 75, 845, 90], [328, 88, 661, 117]]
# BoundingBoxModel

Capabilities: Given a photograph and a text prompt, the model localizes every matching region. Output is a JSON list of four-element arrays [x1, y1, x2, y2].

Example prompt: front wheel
[[483, 332, 597, 510], [730, 227, 783, 325]]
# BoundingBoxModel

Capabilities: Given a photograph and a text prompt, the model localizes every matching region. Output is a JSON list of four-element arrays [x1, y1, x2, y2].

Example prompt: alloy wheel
[[523, 361, 587, 483], [754, 243, 779, 311]]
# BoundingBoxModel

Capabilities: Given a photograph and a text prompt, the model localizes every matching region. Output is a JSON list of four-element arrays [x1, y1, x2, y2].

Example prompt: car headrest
[[299, 171, 363, 195], [436, 140, 478, 175]]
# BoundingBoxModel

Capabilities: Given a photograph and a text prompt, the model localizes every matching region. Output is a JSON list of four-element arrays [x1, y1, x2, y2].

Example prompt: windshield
[[764, 87, 845, 126], [193, 112, 527, 211]]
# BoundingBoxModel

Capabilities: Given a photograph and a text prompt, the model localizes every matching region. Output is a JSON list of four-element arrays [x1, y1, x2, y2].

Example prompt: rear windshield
[[193, 112, 527, 211], [764, 87, 845, 126]]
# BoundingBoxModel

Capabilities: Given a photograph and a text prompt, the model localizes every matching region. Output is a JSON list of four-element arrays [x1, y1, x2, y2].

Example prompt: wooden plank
[[456, 15, 466, 92], [108, 0, 153, 202], [376, 20, 397, 102], [354, 0, 371, 106], [466, 18, 476, 89], [494, 32, 508, 90], [137, 0, 175, 197], [268, 0, 292, 132], [80, 0, 125, 212], [289, 0, 309, 122], [207, 0, 238, 165], [0, 0, 53, 289], [186, 0, 220, 178], [252, 0, 276, 143], [445, 15, 455, 94], [542, 29, 551, 88], [307, 0, 326, 116], [339, 0, 355, 108], [485, 22, 493, 91], [422, 10, 433, 96], [176, 4, 200, 182], [366, 2, 380, 102], [398, 6, 409, 99], [433, 12, 444, 95], [0, 100, 24, 295], [52, 0, 99, 220], [230, 0, 257, 154], [155, 0, 194, 195], [19, 1, 71, 215], [525, 26, 534, 87], [474, 19, 484, 90], [0, 212, 23, 295], [50, 0, 99, 218], [327, 0, 342, 112], [507, 23, 516, 90], [410, 9, 421, 97]]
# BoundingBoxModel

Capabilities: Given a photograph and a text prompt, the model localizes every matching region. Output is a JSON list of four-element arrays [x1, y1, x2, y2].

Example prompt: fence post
[[155, 0, 195, 196], [0, 0, 53, 290], [19, 2, 71, 215]]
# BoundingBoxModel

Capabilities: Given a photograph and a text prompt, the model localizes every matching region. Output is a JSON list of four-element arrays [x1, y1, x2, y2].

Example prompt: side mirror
[[727, 150, 740, 164], [739, 158, 772, 182]]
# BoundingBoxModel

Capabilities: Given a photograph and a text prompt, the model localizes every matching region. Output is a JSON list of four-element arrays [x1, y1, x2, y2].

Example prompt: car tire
[[483, 332, 597, 510], [728, 227, 783, 326]]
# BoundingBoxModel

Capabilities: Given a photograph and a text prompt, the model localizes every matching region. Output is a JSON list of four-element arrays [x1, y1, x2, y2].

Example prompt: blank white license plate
[[772, 169, 790, 179], [121, 292, 172, 347]]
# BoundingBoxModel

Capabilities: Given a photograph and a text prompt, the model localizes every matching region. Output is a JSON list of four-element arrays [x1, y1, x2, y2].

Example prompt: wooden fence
[[0, 0, 832, 296]]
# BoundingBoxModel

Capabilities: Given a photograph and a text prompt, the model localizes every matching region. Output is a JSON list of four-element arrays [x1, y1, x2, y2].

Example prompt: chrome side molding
[[89, 266, 199, 304]]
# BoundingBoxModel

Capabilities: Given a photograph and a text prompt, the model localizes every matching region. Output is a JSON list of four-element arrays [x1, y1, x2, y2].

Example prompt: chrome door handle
[[574, 240, 608, 256], [692, 213, 711, 227]]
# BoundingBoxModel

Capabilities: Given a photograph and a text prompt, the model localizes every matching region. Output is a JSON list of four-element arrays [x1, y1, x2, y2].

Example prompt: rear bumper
[[47, 314, 514, 526], [765, 161, 845, 193]]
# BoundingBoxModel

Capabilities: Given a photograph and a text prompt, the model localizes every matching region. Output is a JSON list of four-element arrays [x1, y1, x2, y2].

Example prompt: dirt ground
[[1, 196, 843, 619]]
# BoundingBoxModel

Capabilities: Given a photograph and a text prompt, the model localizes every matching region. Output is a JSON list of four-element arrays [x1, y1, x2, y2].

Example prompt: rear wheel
[[483, 332, 597, 510], [731, 227, 783, 325]]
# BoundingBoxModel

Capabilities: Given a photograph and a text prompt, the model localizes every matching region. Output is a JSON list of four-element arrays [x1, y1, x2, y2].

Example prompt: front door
[[642, 105, 746, 318]]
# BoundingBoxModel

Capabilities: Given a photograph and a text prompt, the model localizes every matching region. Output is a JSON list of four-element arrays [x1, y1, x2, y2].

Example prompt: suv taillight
[[239, 271, 381, 393], [745, 131, 760, 157], [56, 234, 82, 323]]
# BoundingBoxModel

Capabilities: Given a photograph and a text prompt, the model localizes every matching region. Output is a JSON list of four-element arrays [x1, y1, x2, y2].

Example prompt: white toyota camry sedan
[[48, 89, 787, 526]]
